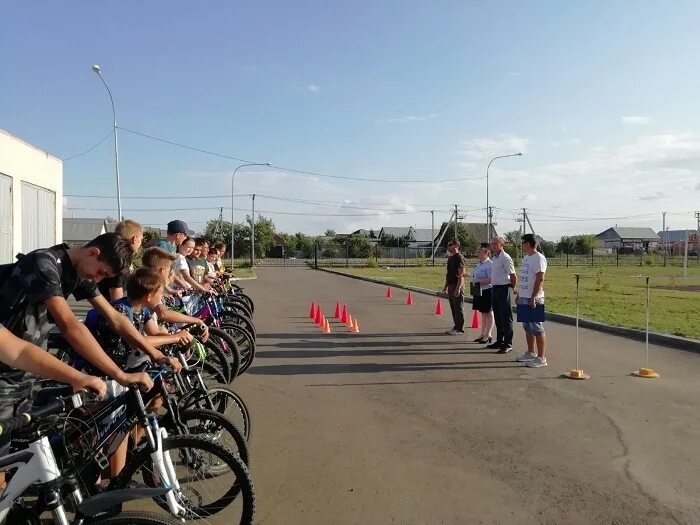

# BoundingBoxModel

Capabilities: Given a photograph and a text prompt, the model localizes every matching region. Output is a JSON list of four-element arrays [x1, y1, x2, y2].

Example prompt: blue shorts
[[517, 297, 545, 336]]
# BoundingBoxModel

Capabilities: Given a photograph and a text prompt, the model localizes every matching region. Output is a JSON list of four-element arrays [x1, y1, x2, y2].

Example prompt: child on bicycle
[[84, 266, 192, 480]]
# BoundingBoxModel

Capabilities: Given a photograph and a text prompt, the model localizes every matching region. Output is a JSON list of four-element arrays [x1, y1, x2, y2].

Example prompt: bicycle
[[0, 389, 182, 525]]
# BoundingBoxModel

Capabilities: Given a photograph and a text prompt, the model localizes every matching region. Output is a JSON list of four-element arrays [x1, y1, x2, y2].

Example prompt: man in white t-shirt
[[515, 233, 548, 368]]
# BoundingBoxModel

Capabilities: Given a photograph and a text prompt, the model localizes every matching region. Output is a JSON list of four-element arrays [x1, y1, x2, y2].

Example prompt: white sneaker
[[526, 356, 547, 368], [516, 352, 537, 363]]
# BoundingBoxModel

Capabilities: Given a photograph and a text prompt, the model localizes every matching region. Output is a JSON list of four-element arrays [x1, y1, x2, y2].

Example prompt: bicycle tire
[[232, 293, 254, 314], [180, 408, 249, 468], [206, 386, 252, 444], [179, 385, 252, 443], [117, 435, 255, 523], [187, 338, 232, 384], [86, 510, 183, 525], [217, 311, 256, 341], [218, 324, 255, 377], [223, 300, 253, 319], [207, 327, 241, 379]]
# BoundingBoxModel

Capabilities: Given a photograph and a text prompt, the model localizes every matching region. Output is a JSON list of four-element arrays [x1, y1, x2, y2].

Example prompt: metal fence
[[232, 245, 700, 269]]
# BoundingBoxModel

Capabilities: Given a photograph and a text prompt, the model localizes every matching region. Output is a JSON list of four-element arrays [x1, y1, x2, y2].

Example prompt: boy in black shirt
[[0, 234, 178, 393]]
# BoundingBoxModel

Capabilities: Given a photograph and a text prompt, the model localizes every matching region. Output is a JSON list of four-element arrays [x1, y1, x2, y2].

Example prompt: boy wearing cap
[[153, 220, 190, 290]]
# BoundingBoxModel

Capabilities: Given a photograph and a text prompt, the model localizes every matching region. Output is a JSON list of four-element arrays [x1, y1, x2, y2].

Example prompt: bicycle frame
[[49, 382, 188, 519], [0, 436, 69, 525]]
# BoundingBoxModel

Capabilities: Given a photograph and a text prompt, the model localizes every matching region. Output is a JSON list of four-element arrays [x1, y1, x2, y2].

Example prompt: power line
[[116, 126, 487, 184], [64, 191, 481, 212], [62, 130, 114, 161], [65, 205, 431, 217]]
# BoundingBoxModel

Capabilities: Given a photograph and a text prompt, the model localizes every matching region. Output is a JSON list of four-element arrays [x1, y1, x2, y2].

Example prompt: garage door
[[0, 173, 11, 263], [21, 182, 56, 254]]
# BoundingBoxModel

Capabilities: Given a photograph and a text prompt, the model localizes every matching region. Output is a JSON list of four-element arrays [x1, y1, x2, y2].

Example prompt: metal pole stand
[[632, 276, 660, 379], [563, 274, 590, 380]]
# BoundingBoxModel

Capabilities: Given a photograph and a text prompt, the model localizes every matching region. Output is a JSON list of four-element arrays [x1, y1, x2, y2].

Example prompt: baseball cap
[[167, 220, 189, 235]]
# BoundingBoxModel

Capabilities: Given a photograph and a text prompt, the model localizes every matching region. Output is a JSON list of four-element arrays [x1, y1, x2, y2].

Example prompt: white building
[[0, 129, 63, 263]]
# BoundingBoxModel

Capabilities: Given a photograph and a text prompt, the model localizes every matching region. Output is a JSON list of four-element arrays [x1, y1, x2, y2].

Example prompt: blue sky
[[2, 1, 699, 238]]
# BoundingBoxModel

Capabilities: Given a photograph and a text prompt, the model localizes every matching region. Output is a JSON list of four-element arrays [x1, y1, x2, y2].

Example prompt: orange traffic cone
[[346, 314, 353, 328], [315, 307, 323, 325], [351, 318, 360, 333], [323, 318, 331, 333], [309, 302, 316, 319], [386, 287, 392, 299], [471, 310, 480, 329], [435, 299, 443, 315], [334, 301, 341, 319], [406, 291, 413, 305], [341, 305, 348, 324]]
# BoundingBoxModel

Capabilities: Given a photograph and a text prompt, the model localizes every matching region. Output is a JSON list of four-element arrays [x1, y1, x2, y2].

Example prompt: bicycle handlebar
[[0, 391, 89, 436]]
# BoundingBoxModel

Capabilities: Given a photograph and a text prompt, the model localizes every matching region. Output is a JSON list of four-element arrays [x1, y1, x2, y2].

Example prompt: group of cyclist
[[0, 217, 235, 488]]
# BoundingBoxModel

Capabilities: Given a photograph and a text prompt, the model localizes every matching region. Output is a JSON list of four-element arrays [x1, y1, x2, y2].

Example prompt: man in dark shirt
[[0, 234, 164, 388], [442, 239, 466, 335]]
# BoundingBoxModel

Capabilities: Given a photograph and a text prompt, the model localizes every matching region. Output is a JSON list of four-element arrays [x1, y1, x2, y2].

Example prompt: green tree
[[556, 235, 595, 255], [503, 229, 521, 257], [294, 233, 315, 258], [540, 240, 556, 258], [439, 224, 478, 255], [249, 215, 276, 259], [574, 235, 596, 255], [142, 229, 160, 247], [203, 219, 232, 247]]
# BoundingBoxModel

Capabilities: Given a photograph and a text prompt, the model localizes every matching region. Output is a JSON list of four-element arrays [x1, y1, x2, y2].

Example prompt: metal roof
[[597, 227, 660, 241], [379, 227, 412, 238], [657, 230, 696, 242], [63, 218, 106, 243]]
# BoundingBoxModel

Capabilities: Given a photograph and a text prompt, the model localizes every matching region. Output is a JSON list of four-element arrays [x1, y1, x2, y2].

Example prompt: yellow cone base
[[632, 367, 660, 378], [563, 369, 590, 380]]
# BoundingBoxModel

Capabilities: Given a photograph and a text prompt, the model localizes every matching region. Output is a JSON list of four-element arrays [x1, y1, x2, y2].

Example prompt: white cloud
[[457, 134, 529, 161], [376, 113, 437, 125], [639, 192, 666, 201], [621, 116, 652, 126], [307, 84, 320, 93]]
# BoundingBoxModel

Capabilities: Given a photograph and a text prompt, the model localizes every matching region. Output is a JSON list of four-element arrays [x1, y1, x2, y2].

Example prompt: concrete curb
[[317, 267, 700, 353]]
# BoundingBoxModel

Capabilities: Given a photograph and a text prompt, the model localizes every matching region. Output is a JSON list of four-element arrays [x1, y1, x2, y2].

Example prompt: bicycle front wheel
[[87, 510, 184, 525], [118, 435, 255, 523]]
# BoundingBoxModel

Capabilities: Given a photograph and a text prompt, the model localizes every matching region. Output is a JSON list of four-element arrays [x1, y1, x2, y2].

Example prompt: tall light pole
[[231, 163, 271, 266], [486, 152, 523, 242], [91, 64, 122, 220]]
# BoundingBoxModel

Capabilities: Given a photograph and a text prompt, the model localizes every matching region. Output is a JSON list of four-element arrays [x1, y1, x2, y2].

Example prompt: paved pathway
[[101, 267, 700, 524]]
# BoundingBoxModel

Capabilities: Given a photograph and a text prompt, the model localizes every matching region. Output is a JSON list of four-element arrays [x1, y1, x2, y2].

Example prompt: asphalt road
[[231, 267, 700, 525]]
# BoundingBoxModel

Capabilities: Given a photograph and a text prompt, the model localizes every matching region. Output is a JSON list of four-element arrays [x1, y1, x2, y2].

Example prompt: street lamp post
[[231, 163, 271, 267], [91, 64, 122, 220], [486, 152, 523, 242]]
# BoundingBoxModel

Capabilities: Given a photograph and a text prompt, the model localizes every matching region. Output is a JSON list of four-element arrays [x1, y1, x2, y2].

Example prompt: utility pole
[[488, 206, 494, 240], [524, 211, 537, 238], [662, 211, 667, 266], [454, 204, 459, 241], [431, 210, 435, 266], [251, 194, 256, 267]]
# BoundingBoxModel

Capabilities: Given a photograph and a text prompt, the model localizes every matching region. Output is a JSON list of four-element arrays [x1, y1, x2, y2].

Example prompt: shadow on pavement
[[256, 348, 495, 359], [247, 360, 521, 375], [257, 332, 457, 339], [258, 340, 483, 349]]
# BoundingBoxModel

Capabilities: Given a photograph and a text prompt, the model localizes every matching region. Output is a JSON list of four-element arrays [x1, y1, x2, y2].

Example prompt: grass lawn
[[335, 265, 700, 340], [231, 267, 256, 279]]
